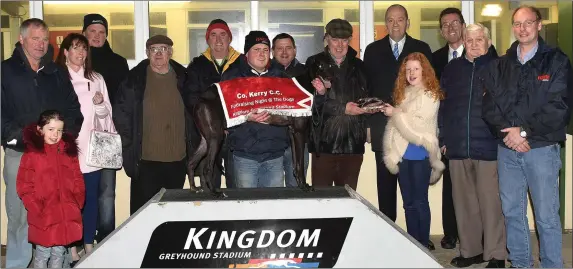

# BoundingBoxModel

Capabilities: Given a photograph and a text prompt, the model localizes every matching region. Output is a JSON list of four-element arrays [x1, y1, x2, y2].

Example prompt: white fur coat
[[383, 85, 445, 184]]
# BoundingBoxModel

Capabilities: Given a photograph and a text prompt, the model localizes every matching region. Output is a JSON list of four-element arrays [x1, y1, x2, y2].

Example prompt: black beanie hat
[[244, 31, 270, 53], [82, 14, 108, 36]]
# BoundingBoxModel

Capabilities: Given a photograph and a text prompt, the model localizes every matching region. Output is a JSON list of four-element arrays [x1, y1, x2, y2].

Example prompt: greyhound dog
[[186, 75, 315, 197], [186, 60, 384, 197]]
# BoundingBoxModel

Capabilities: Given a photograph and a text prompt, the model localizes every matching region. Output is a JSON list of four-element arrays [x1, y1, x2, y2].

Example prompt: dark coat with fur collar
[[16, 124, 85, 247]]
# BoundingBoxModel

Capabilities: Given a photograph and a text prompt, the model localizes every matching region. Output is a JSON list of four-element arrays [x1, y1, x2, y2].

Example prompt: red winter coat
[[17, 124, 85, 247]]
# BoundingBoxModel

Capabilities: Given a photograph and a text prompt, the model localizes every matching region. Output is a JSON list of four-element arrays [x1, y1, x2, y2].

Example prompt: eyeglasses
[[148, 46, 170, 54], [441, 20, 461, 29], [512, 20, 538, 28]]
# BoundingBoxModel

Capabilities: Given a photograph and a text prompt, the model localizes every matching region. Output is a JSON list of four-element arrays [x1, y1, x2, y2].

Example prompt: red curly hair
[[393, 52, 444, 105]]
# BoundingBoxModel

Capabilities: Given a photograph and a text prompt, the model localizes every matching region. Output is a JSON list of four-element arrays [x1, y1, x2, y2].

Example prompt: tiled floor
[[1, 232, 572, 268]]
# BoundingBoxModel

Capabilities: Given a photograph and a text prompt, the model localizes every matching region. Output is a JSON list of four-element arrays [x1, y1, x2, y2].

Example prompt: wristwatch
[[520, 127, 527, 138]]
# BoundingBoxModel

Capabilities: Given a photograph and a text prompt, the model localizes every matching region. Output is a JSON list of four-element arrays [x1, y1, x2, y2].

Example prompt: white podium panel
[[76, 186, 442, 268]]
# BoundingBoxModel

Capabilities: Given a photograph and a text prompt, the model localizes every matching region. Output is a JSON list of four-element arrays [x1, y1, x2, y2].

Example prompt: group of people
[[1, 3, 570, 269], [2, 13, 127, 268], [435, 5, 570, 268]]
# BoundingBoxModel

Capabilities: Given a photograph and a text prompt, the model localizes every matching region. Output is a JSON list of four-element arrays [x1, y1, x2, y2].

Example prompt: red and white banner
[[215, 77, 313, 128]]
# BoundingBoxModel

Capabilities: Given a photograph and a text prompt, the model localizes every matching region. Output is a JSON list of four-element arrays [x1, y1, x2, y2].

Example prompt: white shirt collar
[[448, 44, 464, 62], [389, 35, 407, 57], [251, 68, 268, 76]]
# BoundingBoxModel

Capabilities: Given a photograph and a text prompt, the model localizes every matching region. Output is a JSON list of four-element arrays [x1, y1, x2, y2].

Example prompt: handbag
[[85, 107, 123, 169]]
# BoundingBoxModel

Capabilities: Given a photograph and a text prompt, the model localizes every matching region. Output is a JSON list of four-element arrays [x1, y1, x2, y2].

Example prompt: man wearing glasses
[[113, 35, 196, 215], [433, 8, 465, 80], [482, 5, 572, 268], [431, 8, 465, 252]]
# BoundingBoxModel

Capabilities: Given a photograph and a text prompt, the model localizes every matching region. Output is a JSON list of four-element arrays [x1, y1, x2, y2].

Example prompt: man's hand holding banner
[[215, 77, 313, 128]]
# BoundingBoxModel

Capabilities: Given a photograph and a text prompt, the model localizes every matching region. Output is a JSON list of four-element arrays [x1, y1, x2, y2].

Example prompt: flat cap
[[325, 18, 353, 39], [146, 35, 173, 48]]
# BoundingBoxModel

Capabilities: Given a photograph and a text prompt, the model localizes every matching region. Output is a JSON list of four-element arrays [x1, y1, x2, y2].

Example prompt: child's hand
[[93, 91, 104, 105], [382, 104, 400, 117]]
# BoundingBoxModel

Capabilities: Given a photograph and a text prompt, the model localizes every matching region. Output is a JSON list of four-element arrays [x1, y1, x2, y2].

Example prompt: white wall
[[2, 136, 572, 244]]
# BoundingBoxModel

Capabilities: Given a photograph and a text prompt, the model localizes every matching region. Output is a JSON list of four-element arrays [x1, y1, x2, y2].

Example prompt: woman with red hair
[[381, 52, 445, 249]]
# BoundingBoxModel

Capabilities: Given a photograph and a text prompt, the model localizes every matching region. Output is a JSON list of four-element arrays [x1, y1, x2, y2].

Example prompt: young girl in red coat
[[17, 110, 85, 268]]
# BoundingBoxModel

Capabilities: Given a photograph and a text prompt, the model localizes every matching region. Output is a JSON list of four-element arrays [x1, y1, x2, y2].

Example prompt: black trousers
[[441, 155, 458, 238], [130, 159, 187, 215], [375, 151, 399, 222]]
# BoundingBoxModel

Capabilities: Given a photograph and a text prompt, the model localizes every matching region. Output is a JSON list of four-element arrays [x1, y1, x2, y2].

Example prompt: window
[[474, 1, 559, 55], [373, 1, 461, 52], [259, 1, 359, 63], [43, 1, 135, 60], [1, 1, 29, 61], [149, 1, 250, 64]]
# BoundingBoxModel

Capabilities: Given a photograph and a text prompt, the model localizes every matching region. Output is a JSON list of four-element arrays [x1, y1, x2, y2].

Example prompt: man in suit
[[431, 7, 465, 250], [363, 4, 434, 249], [433, 8, 465, 80]]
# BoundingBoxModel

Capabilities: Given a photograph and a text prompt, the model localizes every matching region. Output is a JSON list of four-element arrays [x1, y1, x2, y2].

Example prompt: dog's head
[[315, 59, 337, 82]]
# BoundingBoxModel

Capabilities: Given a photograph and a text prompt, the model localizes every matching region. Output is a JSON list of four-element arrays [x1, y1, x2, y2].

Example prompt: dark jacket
[[271, 58, 308, 78], [112, 59, 196, 178], [1, 43, 84, 151], [90, 40, 129, 105], [183, 47, 241, 108], [482, 38, 572, 149], [17, 125, 84, 247], [363, 34, 433, 151], [439, 48, 498, 160], [305, 46, 369, 154], [433, 44, 498, 80], [223, 55, 289, 162]]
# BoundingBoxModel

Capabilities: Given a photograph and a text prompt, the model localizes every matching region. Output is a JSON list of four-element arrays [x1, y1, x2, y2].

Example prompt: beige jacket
[[383, 85, 444, 184]]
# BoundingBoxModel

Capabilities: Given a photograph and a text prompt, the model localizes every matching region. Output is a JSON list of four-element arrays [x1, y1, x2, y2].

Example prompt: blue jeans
[[233, 154, 284, 188], [3, 148, 32, 268], [498, 144, 563, 268], [96, 169, 116, 243], [283, 144, 309, 187], [398, 158, 431, 247], [83, 170, 101, 244]]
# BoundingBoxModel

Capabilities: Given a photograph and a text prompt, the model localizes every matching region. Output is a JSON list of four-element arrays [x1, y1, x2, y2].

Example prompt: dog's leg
[[287, 124, 297, 187], [187, 136, 207, 192], [291, 117, 313, 192], [194, 99, 227, 198], [203, 135, 226, 198]]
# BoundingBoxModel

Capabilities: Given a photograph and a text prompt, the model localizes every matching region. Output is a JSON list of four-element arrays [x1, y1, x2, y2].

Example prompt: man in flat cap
[[305, 18, 372, 190], [113, 35, 196, 214]]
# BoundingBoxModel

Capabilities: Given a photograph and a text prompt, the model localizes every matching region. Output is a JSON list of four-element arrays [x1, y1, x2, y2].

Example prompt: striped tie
[[393, 43, 399, 60]]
